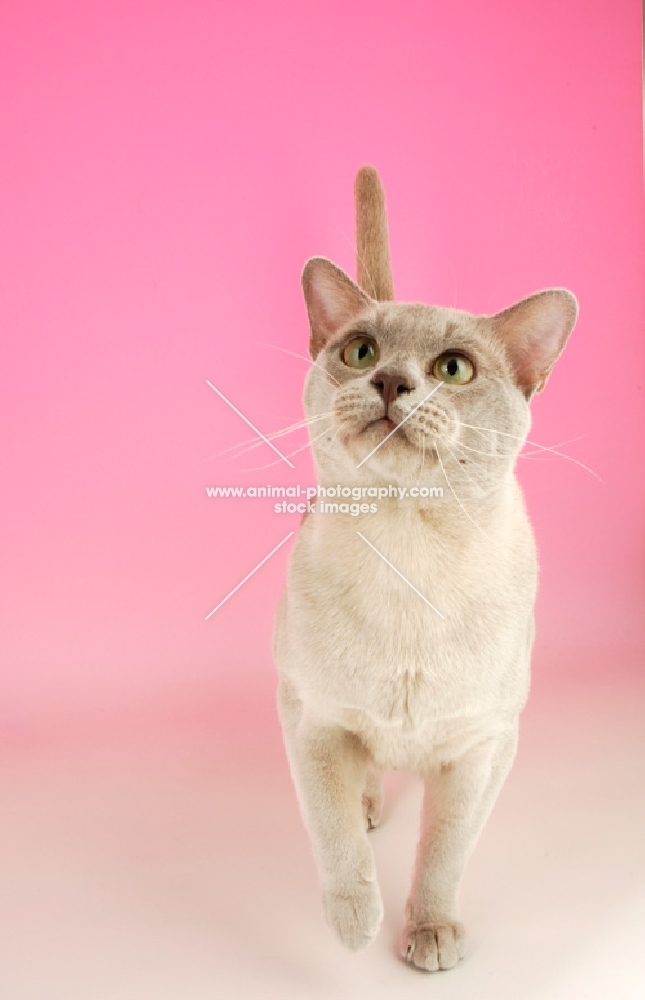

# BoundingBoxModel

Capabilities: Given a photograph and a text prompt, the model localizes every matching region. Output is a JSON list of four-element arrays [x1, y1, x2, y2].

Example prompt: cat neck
[[308, 473, 523, 541]]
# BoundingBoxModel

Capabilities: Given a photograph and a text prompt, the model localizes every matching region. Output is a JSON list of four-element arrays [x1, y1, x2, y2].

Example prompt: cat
[[273, 166, 577, 972]]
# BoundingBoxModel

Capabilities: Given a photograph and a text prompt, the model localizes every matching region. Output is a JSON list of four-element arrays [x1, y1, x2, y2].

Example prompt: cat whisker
[[436, 445, 492, 541], [520, 443, 602, 482], [442, 436, 495, 489], [450, 433, 557, 465], [449, 419, 602, 482], [452, 417, 564, 449], [417, 433, 426, 486], [519, 441, 605, 486], [519, 434, 588, 457], [449, 418, 522, 446], [448, 439, 516, 460], [439, 438, 489, 496], [219, 413, 335, 463], [234, 422, 334, 472], [202, 412, 335, 463], [326, 419, 347, 455]]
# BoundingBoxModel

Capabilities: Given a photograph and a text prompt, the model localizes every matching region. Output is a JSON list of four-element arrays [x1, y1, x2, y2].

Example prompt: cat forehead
[[376, 302, 477, 341]]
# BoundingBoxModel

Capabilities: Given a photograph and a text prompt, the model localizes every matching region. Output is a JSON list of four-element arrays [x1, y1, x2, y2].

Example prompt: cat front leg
[[277, 678, 383, 950], [401, 725, 519, 971]]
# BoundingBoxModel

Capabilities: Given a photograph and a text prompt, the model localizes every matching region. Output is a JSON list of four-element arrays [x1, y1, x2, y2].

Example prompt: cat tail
[[354, 166, 394, 301]]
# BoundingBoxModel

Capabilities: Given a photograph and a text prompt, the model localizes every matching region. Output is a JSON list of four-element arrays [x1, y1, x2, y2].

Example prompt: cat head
[[301, 256, 578, 496]]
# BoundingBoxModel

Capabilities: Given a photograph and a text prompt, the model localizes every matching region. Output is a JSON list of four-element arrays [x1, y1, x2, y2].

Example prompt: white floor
[[1, 665, 644, 999]]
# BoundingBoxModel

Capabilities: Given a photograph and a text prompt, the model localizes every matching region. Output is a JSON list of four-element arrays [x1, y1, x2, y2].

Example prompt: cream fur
[[273, 168, 577, 971]]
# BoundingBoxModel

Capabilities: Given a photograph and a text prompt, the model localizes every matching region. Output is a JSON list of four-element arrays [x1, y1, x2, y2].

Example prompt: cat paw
[[400, 920, 465, 972], [362, 771, 384, 830], [323, 877, 384, 951]]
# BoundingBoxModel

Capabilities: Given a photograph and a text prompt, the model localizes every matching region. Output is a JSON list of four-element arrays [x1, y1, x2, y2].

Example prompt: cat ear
[[302, 257, 375, 359], [490, 289, 578, 398]]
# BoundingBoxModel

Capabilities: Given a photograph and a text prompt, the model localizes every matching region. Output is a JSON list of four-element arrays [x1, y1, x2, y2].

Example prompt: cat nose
[[370, 371, 415, 414]]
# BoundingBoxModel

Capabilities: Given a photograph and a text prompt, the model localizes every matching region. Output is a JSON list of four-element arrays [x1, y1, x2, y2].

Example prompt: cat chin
[[330, 433, 439, 483], [352, 419, 436, 460], [354, 418, 413, 444], [340, 425, 413, 464]]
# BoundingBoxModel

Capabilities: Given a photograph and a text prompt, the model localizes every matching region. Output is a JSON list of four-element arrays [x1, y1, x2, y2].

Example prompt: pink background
[[1, 0, 643, 745], [1, 5, 644, 997]]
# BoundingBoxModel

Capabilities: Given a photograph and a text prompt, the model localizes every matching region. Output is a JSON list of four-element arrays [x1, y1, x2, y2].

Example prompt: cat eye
[[342, 337, 379, 369], [432, 352, 475, 385]]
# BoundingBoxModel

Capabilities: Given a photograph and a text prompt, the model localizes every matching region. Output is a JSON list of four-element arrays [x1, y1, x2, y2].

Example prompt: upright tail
[[354, 165, 394, 301]]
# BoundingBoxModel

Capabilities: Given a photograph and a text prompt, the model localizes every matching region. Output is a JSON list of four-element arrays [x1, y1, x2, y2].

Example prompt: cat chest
[[312, 695, 514, 771]]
